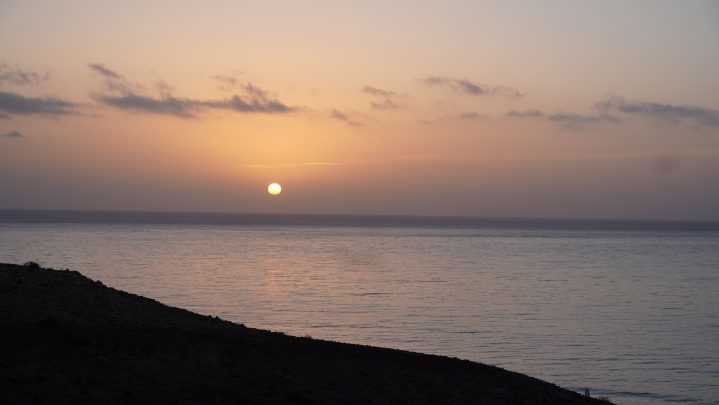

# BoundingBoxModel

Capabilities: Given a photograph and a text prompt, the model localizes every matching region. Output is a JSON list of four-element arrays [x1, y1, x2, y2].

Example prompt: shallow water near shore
[[1, 210, 718, 405]]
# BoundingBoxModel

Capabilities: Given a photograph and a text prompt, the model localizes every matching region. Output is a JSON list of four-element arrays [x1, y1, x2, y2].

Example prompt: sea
[[1, 210, 717, 405]]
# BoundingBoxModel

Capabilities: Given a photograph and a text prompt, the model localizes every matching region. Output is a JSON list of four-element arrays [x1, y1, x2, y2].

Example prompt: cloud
[[459, 112, 484, 120], [89, 64, 296, 118], [155, 80, 174, 97], [87, 63, 122, 80], [87, 63, 135, 94], [362, 85, 406, 110], [3, 130, 24, 138], [0, 64, 49, 86], [243, 161, 346, 169], [362, 86, 396, 98], [420, 76, 522, 97], [370, 99, 401, 110], [0, 91, 77, 117], [95, 93, 198, 118], [505, 109, 619, 129], [417, 112, 485, 124], [597, 97, 719, 128], [205, 89, 296, 114], [504, 110, 544, 119], [330, 110, 363, 126], [96, 91, 295, 118], [214, 74, 239, 91]]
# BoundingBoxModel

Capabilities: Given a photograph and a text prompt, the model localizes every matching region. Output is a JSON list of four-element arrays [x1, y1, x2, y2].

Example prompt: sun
[[267, 182, 282, 196]]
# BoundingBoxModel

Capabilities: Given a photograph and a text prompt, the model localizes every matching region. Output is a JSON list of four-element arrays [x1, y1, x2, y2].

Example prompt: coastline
[[0, 262, 609, 404]]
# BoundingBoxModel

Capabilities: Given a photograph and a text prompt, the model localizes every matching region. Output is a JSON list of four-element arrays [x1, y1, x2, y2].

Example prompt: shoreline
[[0, 262, 610, 404]]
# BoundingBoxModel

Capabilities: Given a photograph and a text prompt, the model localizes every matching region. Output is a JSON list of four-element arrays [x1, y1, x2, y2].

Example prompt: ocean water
[[1, 210, 718, 405]]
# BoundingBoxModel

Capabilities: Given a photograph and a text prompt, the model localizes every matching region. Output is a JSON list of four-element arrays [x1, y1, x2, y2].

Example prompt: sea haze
[[1, 210, 718, 405]]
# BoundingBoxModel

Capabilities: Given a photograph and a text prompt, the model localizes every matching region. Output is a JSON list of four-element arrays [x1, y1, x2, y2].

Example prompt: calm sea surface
[[1, 210, 718, 404]]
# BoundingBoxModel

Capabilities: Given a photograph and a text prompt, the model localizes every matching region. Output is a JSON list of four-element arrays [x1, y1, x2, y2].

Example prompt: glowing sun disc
[[267, 183, 282, 195]]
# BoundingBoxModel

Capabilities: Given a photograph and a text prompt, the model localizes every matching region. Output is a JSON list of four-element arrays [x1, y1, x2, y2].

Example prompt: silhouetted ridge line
[[0, 262, 610, 404]]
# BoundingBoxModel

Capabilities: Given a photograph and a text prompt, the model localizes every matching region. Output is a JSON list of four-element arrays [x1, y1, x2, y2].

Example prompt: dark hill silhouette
[[0, 262, 609, 404]]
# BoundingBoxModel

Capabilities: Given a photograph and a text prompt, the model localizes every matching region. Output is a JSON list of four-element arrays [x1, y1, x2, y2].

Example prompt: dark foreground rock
[[0, 263, 608, 404]]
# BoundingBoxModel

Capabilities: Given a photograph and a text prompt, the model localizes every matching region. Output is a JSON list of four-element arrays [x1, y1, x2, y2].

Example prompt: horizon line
[[1, 207, 718, 225]]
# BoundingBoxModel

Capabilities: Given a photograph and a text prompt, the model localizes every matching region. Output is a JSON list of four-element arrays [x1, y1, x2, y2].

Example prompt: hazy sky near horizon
[[1, 0, 718, 219]]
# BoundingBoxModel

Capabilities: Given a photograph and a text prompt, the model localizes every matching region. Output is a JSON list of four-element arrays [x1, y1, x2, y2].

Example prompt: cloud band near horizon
[[421, 76, 522, 97], [89, 63, 297, 118], [0, 91, 77, 117]]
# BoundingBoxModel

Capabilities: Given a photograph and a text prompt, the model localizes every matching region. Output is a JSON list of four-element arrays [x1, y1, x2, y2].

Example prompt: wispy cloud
[[596, 97, 719, 128], [420, 76, 522, 97], [330, 110, 363, 126], [206, 92, 296, 114], [214, 74, 240, 91], [242, 152, 519, 169], [506, 96, 719, 130], [0, 63, 49, 86], [370, 99, 401, 110], [459, 112, 484, 121], [505, 110, 543, 119], [2, 129, 24, 138], [95, 93, 198, 118], [87, 63, 135, 94], [89, 63, 297, 118], [362, 85, 406, 110], [362, 86, 397, 98], [0, 91, 78, 117], [87, 63, 122, 80], [415, 112, 486, 125], [244, 161, 346, 169], [506, 109, 619, 129]]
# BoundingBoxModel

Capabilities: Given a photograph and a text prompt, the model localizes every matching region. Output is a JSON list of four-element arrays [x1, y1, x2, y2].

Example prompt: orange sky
[[1, 1, 718, 219]]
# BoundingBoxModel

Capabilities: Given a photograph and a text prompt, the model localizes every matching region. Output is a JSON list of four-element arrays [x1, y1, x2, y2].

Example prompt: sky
[[1, 0, 718, 220]]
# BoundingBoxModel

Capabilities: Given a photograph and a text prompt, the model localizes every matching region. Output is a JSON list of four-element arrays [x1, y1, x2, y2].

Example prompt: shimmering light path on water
[[1, 212, 718, 404]]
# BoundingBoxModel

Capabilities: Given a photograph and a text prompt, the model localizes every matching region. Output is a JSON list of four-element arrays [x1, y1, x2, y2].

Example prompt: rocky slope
[[0, 262, 609, 404]]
